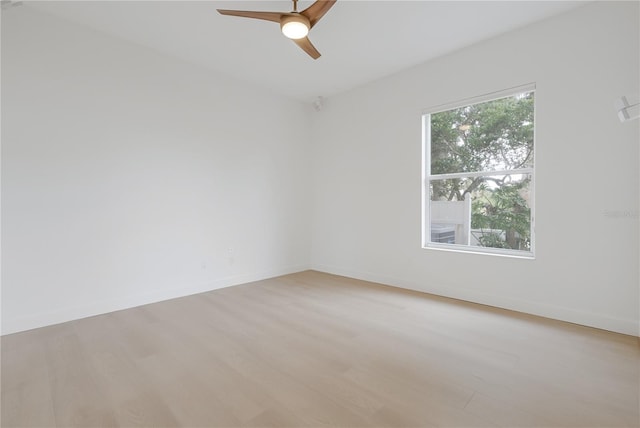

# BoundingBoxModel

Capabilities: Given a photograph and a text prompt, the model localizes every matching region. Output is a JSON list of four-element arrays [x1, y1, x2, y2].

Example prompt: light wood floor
[[2, 271, 639, 427]]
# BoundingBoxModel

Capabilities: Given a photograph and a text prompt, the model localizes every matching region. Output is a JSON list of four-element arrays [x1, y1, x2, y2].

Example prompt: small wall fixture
[[313, 96, 325, 111], [614, 96, 640, 122]]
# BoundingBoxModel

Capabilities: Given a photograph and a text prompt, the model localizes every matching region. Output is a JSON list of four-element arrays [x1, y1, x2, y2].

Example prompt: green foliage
[[471, 177, 531, 250], [430, 92, 534, 250], [431, 93, 534, 178]]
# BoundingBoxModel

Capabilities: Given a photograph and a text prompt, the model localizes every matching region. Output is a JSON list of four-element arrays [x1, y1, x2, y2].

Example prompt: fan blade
[[300, 0, 336, 28], [216, 9, 283, 23], [293, 37, 321, 59]]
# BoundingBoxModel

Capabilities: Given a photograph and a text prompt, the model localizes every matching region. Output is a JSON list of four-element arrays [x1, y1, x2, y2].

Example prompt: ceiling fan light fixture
[[281, 15, 310, 39], [217, 0, 336, 59]]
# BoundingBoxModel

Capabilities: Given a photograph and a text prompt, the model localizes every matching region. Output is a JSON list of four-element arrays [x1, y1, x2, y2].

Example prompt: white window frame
[[422, 83, 536, 258]]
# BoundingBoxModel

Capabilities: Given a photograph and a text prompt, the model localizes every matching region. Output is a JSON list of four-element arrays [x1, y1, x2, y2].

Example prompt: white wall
[[310, 1, 640, 335], [1, 7, 311, 334]]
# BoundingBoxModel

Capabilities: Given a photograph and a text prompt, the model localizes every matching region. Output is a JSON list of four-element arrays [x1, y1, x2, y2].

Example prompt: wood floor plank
[[44, 329, 118, 427], [2, 270, 638, 427], [0, 375, 56, 427]]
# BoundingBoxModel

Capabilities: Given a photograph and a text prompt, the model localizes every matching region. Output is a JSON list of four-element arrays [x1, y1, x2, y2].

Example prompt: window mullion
[[428, 168, 533, 180]]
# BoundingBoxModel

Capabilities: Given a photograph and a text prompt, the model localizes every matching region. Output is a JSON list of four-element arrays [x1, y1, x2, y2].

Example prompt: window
[[422, 85, 535, 257]]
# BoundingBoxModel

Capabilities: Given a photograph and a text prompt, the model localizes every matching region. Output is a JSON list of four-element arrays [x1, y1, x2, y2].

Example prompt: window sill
[[423, 243, 535, 259]]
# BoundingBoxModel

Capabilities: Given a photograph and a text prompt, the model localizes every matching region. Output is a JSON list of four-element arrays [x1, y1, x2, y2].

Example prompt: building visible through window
[[423, 85, 535, 257]]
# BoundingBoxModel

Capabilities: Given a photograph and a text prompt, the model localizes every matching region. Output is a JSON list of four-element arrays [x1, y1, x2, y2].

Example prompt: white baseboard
[[5, 264, 637, 338], [310, 264, 640, 337], [1, 265, 309, 336]]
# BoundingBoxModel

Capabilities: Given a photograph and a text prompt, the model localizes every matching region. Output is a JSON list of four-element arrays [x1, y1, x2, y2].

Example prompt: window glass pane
[[430, 174, 532, 252], [430, 91, 534, 175]]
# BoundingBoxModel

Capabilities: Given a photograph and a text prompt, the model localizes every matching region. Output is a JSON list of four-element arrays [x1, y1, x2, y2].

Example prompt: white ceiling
[[24, 0, 588, 102]]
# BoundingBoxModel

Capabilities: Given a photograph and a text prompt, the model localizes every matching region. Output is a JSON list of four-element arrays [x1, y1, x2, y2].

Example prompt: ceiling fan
[[217, 0, 337, 59]]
